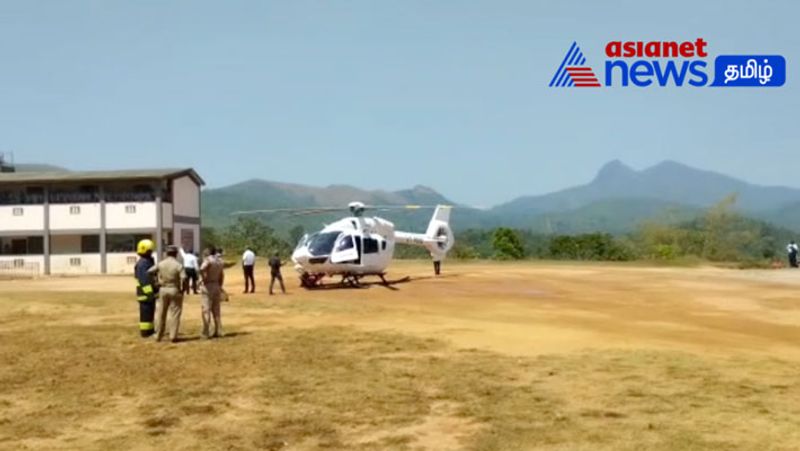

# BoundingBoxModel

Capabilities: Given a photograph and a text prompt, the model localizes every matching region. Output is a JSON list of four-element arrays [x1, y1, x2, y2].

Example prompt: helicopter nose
[[292, 249, 308, 265]]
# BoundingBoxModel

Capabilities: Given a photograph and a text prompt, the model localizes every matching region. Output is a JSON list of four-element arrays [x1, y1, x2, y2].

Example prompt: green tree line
[[202, 196, 794, 265]]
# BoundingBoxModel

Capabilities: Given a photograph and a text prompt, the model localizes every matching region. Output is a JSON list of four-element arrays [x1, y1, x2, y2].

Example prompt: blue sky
[[0, 0, 797, 206]]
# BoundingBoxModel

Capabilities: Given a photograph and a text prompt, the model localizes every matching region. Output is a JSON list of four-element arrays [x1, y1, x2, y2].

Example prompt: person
[[134, 239, 158, 337], [149, 245, 186, 343], [268, 252, 286, 295], [242, 246, 256, 293], [182, 249, 199, 294], [200, 246, 225, 338], [788, 241, 799, 268]]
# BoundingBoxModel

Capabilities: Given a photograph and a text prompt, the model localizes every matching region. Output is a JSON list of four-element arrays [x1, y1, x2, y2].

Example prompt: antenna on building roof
[[0, 151, 15, 173]]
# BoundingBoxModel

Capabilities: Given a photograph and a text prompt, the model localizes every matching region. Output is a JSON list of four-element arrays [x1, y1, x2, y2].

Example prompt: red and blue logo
[[549, 42, 601, 88], [550, 39, 785, 88]]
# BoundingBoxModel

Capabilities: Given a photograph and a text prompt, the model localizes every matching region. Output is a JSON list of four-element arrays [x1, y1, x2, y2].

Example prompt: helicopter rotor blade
[[230, 204, 466, 217], [230, 207, 344, 216]]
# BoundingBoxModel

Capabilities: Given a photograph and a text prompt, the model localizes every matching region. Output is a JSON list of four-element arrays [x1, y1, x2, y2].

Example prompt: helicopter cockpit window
[[295, 233, 312, 251], [307, 232, 340, 256], [336, 235, 354, 252]]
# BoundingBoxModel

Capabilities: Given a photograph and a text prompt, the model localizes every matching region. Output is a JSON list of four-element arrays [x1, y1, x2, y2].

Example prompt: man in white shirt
[[242, 247, 256, 293], [787, 241, 799, 268], [182, 249, 200, 294]]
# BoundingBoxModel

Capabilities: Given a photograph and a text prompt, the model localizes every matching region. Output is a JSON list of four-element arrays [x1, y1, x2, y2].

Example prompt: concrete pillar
[[43, 185, 50, 275], [155, 184, 163, 260], [99, 185, 107, 274]]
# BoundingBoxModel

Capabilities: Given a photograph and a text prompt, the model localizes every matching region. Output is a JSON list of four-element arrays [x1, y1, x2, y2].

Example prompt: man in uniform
[[200, 246, 225, 338], [149, 245, 186, 342], [134, 239, 158, 337], [268, 252, 286, 295]]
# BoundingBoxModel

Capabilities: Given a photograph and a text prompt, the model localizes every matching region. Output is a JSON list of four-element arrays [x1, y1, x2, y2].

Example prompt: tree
[[289, 225, 306, 247], [201, 226, 220, 251], [220, 217, 290, 258], [492, 228, 525, 260]]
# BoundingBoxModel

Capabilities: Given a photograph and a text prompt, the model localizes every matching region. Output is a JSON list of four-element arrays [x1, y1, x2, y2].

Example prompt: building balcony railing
[[0, 192, 170, 205], [0, 194, 45, 205], [49, 193, 100, 203]]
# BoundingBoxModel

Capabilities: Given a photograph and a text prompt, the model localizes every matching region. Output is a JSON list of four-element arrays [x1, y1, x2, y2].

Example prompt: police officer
[[149, 245, 186, 342], [200, 246, 225, 338], [134, 239, 158, 337], [268, 252, 286, 295]]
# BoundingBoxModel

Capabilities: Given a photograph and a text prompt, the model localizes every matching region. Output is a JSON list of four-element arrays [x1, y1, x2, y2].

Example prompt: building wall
[[106, 202, 157, 229], [162, 202, 173, 228], [1, 173, 202, 276], [50, 234, 82, 254], [0, 255, 44, 276], [107, 253, 138, 275], [49, 203, 101, 230], [173, 176, 200, 217], [0, 205, 44, 231], [174, 222, 201, 252], [50, 254, 102, 275]]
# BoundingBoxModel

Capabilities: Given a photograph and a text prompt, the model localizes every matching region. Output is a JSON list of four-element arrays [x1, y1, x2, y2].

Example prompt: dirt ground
[[1, 260, 799, 450]]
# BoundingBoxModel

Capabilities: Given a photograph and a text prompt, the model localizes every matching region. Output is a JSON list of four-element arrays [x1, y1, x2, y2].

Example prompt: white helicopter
[[234, 202, 454, 288]]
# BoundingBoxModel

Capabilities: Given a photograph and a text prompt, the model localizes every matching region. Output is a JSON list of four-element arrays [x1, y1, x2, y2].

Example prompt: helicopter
[[233, 202, 454, 288]]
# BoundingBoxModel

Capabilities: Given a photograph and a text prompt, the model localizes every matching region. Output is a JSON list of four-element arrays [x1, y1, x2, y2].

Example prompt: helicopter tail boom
[[394, 206, 454, 260]]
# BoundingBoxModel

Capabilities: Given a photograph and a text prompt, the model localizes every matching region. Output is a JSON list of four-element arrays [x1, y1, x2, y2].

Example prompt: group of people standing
[[134, 240, 226, 343], [134, 241, 289, 342], [241, 246, 287, 295]]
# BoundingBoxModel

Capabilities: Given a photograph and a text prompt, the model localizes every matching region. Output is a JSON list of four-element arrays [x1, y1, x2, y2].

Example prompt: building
[[0, 168, 204, 275]]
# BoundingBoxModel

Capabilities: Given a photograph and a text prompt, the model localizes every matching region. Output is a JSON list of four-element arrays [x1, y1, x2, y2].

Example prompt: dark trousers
[[139, 299, 155, 337], [243, 265, 255, 293], [270, 273, 285, 294], [183, 268, 198, 294], [433, 260, 441, 275], [790, 252, 798, 268]]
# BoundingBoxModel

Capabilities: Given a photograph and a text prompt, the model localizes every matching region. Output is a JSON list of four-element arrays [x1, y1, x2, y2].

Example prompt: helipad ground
[[1, 261, 798, 450]]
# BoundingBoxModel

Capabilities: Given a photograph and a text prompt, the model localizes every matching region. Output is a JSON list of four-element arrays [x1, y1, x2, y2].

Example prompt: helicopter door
[[330, 233, 361, 264]]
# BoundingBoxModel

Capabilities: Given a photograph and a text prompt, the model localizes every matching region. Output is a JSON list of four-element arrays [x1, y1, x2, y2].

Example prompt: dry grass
[[1, 261, 799, 450]]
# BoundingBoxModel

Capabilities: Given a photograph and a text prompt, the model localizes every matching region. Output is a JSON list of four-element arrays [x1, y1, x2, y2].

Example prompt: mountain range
[[13, 160, 800, 234], [200, 160, 800, 234]]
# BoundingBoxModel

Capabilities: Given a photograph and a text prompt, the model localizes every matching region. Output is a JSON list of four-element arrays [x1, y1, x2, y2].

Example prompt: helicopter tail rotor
[[394, 205, 454, 260], [425, 206, 454, 258]]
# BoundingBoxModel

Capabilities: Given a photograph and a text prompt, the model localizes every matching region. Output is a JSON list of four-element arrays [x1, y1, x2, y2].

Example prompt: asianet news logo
[[549, 39, 786, 88]]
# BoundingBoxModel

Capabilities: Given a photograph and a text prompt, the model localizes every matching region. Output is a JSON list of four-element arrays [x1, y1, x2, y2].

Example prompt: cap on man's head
[[166, 245, 179, 255]]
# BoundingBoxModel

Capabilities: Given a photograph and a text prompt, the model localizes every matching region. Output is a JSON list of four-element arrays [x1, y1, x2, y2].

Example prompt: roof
[[0, 168, 205, 186]]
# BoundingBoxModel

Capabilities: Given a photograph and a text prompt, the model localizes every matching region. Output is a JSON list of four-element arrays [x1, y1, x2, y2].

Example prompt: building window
[[13, 259, 24, 268], [12, 207, 23, 216], [126, 256, 137, 264], [107, 234, 151, 253], [69, 257, 81, 266], [180, 229, 195, 252], [69, 205, 81, 215], [81, 235, 100, 253], [28, 237, 44, 254], [125, 205, 137, 214]]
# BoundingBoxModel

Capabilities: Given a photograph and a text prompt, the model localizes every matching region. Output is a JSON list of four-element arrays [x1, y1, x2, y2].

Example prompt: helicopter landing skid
[[299, 272, 411, 290]]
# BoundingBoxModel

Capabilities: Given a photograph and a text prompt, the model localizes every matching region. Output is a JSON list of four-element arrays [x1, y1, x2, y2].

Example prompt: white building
[[0, 168, 204, 275]]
